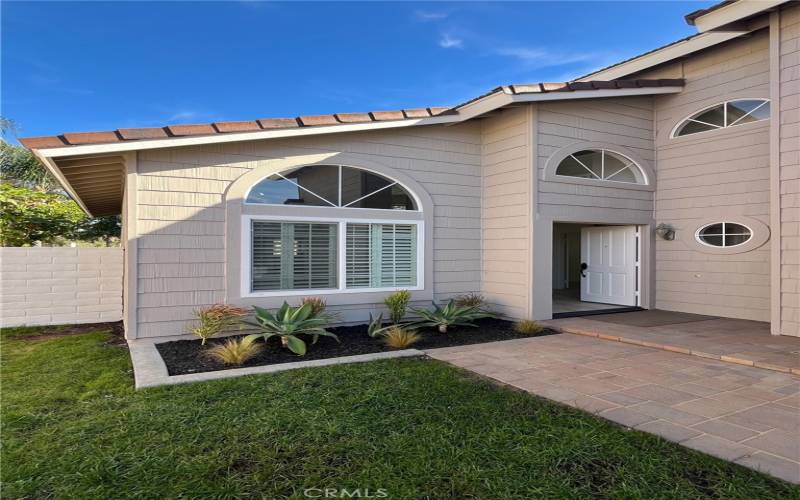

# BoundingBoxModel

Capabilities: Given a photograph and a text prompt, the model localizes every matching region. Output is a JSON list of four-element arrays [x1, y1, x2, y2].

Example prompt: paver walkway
[[426, 334, 800, 484], [546, 311, 800, 374]]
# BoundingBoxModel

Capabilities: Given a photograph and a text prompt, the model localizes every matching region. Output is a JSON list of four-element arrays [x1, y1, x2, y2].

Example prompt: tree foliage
[[0, 183, 86, 246]]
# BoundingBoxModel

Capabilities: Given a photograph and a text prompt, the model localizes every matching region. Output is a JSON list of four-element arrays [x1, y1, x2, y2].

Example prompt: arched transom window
[[246, 164, 417, 210], [673, 99, 770, 137], [242, 165, 423, 296], [556, 149, 646, 185]]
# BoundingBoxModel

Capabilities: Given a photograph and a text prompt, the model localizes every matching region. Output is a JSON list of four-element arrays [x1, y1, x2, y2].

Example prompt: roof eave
[[687, 0, 787, 32]]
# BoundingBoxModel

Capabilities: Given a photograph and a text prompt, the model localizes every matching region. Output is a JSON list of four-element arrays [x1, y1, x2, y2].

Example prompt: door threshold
[[552, 307, 643, 319]]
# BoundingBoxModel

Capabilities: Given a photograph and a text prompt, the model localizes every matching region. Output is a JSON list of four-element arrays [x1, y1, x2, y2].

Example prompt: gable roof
[[20, 79, 684, 217]]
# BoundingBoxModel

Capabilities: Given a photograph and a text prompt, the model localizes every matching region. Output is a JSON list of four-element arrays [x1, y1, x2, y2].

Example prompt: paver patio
[[545, 310, 800, 374], [427, 334, 800, 484]]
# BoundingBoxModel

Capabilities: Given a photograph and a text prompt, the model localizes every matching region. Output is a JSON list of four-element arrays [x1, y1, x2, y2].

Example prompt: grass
[[2, 326, 798, 499]]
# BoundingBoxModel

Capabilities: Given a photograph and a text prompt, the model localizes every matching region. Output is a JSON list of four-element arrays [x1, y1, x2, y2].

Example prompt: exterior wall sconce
[[656, 223, 675, 241]]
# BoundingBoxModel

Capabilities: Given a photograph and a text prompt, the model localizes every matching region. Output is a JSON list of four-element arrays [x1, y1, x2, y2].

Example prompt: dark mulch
[[156, 318, 559, 376]]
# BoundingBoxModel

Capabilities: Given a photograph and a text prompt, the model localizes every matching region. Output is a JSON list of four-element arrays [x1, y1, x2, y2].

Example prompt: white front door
[[580, 225, 637, 306]]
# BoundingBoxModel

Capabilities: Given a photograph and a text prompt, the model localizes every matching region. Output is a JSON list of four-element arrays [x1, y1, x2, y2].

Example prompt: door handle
[[580, 262, 588, 278]]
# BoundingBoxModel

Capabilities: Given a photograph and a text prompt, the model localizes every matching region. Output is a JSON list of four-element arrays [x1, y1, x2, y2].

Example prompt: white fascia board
[[577, 31, 749, 81], [37, 114, 462, 158], [33, 150, 94, 216], [691, 0, 786, 33], [509, 86, 684, 103]]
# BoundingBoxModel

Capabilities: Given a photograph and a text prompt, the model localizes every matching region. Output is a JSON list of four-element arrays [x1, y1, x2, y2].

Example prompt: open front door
[[580, 226, 637, 306]]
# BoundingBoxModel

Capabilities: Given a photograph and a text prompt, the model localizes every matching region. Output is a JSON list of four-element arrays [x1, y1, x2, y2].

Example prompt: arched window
[[246, 164, 417, 210], [672, 99, 770, 137], [242, 165, 423, 296], [696, 222, 752, 248], [555, 149, 646, 185]]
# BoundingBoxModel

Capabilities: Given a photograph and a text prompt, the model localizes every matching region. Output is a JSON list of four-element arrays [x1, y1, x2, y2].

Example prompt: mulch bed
[[156, 318, 559, 376]]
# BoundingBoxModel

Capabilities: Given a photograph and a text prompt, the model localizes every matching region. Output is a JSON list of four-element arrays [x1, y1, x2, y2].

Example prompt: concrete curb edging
[[556, 325, 800, 375], [129, 339, 423, 389]]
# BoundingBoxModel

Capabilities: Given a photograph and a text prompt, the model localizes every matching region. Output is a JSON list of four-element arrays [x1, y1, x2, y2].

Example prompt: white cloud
[[414, 10, 448, 22], [439, 34, 464, 49]]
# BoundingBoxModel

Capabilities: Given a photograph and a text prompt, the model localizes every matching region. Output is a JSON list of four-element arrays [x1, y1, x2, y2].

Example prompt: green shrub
[[408, 300, 493, 334], [244, 302, 338, 356], [453, 293, 485, 309], [190, 304, 249, 345], [514, 320, 544, 335], [206, 336, 263, 365], [382, 327, 421, 349], [383, 290, 411, 324]]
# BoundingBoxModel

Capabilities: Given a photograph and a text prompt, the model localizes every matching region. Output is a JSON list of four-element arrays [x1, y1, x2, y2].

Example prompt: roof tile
[[429, 107, 454, 116], [298, 115, 339, 126], [614, 80, 639, 88], [567, 82, 594, 91], [62, 131, 120, 145], [117, 127, 169, 140], [402, 108, 431, 118], [509, 84, 543, 94], [213, 121, 261, 133], [18, 136, 68, 149], [335, 113, 372, 123], [541, 82, 570, 92], [166, 124, 216, 136], [370, 110, 405, 121], [257, 118, 299, 129]]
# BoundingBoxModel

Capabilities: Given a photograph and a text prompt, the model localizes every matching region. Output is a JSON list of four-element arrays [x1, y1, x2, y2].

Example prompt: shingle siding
[[134, 124, 482, 338], [780, 3, 800, 336]]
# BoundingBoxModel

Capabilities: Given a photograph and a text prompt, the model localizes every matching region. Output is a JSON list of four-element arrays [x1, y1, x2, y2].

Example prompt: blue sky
[[2, 1, 711, 141]]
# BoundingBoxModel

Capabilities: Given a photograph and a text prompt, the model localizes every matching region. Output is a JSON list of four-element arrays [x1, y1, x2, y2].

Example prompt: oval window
[[696, 222, 752, 248]]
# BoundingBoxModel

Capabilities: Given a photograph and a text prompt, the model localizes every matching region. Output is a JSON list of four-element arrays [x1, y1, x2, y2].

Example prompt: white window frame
[[555, 149, 648, 185], [671, 98, 770, 138], [694, 221, 753, 249], [241, 214, 424, 298]]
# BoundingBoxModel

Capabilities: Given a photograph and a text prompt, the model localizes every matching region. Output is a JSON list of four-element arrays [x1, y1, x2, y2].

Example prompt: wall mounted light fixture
[[655, 223, 675, 241]]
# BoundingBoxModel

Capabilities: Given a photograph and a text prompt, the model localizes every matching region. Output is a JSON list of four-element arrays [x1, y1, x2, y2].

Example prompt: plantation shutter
[[346, 223, 417, 288], [251, 221, 337, 291]]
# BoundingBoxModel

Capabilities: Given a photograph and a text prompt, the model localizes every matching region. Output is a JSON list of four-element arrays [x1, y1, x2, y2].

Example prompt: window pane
[[557, 154, 597, 179], [252, 221, 337, 291], [572, 150, 603, 178], [700, 234, 724, 247], [346, 223, 417, 288], [727, 100, 770, 126], [676, 120, 717, 136], [725, 223, 749, 235], [246, 166, 337, 206], [341, 167, 391, 205], [347, 184, 416, 210], [607, 166, 638, 183], [692, 105, 725, 127], [725, 233, 751, 246], [699, 223, 724, 236]]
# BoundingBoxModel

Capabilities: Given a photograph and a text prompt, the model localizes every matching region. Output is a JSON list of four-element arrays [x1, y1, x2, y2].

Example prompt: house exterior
[[20, 0, 800, 339]]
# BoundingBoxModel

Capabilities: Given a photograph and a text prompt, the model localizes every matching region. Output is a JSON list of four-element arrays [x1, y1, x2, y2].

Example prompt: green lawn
[[2, 327, 797, 499]]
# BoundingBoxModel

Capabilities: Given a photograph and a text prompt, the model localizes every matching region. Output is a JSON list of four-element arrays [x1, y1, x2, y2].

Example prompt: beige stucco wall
[[635, 29, 774, 322], [480, 106, 533, 319], [0, 247, 123, 327], [132, 123, 481, 338], [779, 4, 800, 336]]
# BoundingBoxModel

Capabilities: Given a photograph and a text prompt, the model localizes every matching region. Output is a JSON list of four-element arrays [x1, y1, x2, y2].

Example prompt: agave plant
[[244, 302, 338, 355], [408, 300, 493, 334], [367, 312, 394, 338]]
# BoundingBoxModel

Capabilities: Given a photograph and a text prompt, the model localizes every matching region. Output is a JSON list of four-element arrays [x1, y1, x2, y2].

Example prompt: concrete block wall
[[0, 247, 123, 327]]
